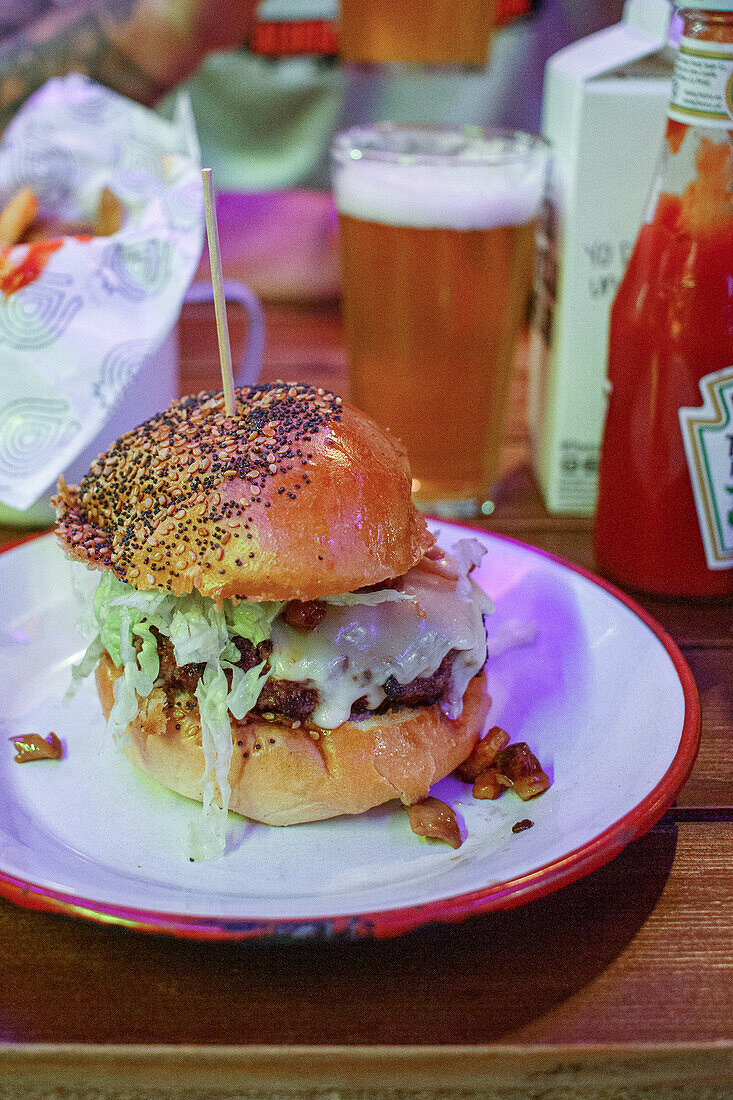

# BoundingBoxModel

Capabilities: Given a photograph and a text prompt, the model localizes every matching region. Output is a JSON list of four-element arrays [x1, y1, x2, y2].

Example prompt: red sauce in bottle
[[594, 129, 733, 598]]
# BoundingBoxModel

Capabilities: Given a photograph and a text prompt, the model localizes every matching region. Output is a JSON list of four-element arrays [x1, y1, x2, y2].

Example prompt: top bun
[[53, 384, 433, 602]]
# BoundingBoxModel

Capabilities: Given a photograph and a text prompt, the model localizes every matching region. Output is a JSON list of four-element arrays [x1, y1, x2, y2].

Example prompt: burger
[[54, 384, 492, 857]]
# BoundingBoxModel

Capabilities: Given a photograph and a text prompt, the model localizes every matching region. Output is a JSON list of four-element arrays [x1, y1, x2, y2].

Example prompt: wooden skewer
[[201, 168, 235, 416]]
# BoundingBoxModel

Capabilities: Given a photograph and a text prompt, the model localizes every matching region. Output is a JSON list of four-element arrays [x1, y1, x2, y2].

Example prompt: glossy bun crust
[[96, 653, 491, 826], [54, 385, 433, 601]]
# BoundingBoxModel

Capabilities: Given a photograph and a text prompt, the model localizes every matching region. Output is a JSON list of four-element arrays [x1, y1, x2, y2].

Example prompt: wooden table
[[0, 292, 731, 1099]]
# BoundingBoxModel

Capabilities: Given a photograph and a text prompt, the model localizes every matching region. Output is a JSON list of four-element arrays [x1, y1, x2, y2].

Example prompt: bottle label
[[669, 36, 733, 128], [679, 368, 733, 570]]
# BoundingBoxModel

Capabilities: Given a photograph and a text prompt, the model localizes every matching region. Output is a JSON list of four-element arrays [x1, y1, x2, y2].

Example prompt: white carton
[[528, 0, 674, 515]]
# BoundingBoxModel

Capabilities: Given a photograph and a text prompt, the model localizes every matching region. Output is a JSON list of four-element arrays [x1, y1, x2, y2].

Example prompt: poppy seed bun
[[96, 652, 491, 826], [53, 384, 433, 602]]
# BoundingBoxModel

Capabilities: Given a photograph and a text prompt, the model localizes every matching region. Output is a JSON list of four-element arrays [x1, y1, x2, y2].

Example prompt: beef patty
[[152, 629, 457, 726]]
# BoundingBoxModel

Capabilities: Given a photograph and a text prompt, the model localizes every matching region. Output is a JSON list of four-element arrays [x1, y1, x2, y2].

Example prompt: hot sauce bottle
[[594, 2, 733, 598]]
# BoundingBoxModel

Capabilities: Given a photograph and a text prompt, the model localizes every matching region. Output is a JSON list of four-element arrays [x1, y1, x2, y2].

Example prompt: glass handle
[[184, 280, 265, 386]]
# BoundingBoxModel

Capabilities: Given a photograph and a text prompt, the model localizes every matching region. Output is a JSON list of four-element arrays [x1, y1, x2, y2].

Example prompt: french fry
[[0, 185, 124, 246], [94, 186, 123, 236], [22, 216, 90, 243], [0, 187, 39, 247]]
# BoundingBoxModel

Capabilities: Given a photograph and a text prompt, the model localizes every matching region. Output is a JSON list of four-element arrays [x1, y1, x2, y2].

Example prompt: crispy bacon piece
[[472, 766, 513, 800], [495, 742, 550, 801], [283, 600, 326, 632], [454, 725, 510, 783], [10, 732, 62, 763], [406, 797, 462, 849]]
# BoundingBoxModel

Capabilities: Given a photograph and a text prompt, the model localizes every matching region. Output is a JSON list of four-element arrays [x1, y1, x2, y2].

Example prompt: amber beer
[[339, 0, 496, 67], [333, 126, 547, 515]]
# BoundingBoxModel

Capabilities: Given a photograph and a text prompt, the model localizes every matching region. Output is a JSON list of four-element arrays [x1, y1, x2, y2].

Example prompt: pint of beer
[[332, 125, 548, 516], [339, 0, 496, 67]]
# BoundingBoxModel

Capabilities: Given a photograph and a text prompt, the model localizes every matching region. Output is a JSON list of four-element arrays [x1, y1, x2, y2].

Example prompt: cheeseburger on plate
[[54, 384, 492, 857]]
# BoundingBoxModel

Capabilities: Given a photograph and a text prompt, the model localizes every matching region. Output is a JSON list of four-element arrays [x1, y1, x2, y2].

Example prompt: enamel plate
[[0, 522, 699, 939]]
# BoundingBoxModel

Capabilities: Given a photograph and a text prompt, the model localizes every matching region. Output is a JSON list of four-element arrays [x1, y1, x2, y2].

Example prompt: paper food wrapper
[[0, 74, 204, 511]]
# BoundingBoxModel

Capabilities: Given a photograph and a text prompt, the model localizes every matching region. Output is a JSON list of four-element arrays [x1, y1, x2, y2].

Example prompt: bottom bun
[[96, 652, 491, 826]]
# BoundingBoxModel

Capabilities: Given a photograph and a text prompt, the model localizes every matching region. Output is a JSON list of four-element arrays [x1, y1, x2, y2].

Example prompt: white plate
[[0, 523, 699, 939]]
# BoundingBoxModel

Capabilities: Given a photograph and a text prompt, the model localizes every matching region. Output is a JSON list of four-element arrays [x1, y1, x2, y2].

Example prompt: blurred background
[[0, 0, 625, 303], [175, 0, 625, 195]]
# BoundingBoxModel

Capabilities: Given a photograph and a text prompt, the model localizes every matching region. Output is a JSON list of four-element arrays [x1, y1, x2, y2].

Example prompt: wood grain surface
[[0, 288, 730, 1097], [0, 1044, 732, 1100]]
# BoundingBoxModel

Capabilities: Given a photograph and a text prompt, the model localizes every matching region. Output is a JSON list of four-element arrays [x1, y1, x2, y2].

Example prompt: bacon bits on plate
[[407, 797, 462, 849], [10, 732, 62, 763]]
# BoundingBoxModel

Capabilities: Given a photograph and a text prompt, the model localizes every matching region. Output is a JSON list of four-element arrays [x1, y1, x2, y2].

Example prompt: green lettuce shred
[[69, 569, 416, 858], [225, 599, 285, 644], [322, 589, 414, 607], [81, 573, 283, 736]]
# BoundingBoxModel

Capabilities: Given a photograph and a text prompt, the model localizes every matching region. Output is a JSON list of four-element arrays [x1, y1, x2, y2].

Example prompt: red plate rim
[[0, 527, 701, 940]]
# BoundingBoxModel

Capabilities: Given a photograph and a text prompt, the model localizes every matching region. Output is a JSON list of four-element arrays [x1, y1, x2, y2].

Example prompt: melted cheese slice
[[268, 543, 492, 728]]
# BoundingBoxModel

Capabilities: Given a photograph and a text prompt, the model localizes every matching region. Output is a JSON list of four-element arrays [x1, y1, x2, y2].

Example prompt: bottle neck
[[678, 8, 733, 45], [668, 9, 733, 132], [640, 8, 733, 228]]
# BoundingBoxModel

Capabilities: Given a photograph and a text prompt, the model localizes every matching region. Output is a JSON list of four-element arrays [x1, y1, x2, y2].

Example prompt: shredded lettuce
[[226, 599, 285, 644], [187, 659, 270, 860], [65, 633, 104, 703], [322, 589, 414, 607], [195, 663, 233, 841], [95, 577, 170, 666], [227, 661, 270, 720], [70, 574, 286, 858], [168, 595, 230, 667], [90, 574, 282, 670], [68, 569, 427, 858]]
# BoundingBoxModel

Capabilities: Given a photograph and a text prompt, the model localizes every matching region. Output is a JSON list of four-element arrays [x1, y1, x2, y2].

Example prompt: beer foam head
[[333, 127, 548, 230]]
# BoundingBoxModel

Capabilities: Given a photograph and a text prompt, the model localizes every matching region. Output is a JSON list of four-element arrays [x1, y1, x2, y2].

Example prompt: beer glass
[[332, 124, 549, 517], [339, 0, 496, 67]]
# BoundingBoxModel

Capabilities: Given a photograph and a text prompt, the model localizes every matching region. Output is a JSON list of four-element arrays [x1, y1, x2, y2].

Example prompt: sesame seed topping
[[54, 383, 343, 591]]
